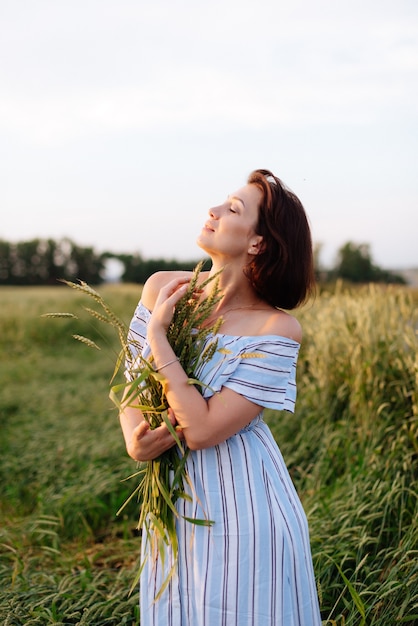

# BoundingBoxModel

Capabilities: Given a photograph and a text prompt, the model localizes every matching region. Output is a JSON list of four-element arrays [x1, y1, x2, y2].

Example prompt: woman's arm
[[146, 276, 263, 450], [119, 395, 183, 461], [119, 272, 190, 462]]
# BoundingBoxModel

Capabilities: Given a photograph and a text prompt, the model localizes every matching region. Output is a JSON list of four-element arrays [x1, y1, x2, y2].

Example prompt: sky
[[1, 0, 417, 270]]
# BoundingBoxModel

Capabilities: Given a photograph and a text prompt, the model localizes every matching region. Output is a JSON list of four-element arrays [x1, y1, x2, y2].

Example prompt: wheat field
[[0, 283, 417, 625]]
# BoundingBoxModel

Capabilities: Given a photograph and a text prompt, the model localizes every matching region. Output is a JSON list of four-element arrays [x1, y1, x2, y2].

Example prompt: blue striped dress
[[127, 302, 321, 626]]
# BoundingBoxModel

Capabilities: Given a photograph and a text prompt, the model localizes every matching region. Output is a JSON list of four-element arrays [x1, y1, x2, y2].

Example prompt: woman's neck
[[204, 260, 265, 313]]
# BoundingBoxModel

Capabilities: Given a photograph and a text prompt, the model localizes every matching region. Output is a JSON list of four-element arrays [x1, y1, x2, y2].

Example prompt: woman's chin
[[196, 237, 210, 254]]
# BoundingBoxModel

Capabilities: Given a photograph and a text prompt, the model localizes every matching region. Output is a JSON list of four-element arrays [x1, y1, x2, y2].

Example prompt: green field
[[1, 283, 417, 625]]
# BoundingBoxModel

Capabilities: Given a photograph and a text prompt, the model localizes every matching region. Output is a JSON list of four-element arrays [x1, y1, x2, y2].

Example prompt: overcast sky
[[1, 0, 417, 269]]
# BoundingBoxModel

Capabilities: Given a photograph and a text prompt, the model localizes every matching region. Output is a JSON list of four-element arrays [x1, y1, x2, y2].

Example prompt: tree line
[[315, 241, 406, 285], [0, 238, 200, 286], [0, 237, 406, 286]]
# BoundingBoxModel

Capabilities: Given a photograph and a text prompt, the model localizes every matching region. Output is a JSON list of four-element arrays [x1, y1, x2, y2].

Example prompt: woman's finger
[[159, 276, 190, 298], [134, 420, 150, 440], [167, 407, 176, 424], [164, 283, 190, 308], [153, 278, 190, 312], [168, 282, 189, 304]]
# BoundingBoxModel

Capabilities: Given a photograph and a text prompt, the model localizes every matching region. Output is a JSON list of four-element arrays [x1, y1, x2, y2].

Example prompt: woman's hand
[[126, 408, 184, 462], [147, 276, 190, 339]]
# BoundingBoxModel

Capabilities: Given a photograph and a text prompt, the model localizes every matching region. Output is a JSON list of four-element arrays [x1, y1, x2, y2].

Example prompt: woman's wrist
[[157, 357, 179, 372], [147, 324, 168, 347], [147, 328, 177, 372]]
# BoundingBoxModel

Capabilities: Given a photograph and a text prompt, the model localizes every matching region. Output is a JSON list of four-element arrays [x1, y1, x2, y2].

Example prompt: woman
[[120, 169, 322, 625]]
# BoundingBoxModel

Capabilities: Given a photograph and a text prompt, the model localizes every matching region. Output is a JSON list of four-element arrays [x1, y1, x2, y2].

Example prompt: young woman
[[120, 169, 322, 625]]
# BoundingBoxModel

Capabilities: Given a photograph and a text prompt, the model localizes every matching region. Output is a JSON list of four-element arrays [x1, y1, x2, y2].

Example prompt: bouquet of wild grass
[[43, 261, 223, 596]]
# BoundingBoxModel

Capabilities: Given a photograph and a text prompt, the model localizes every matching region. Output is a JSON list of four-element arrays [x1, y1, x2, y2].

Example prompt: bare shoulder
[[227, 305, 303, 342], [140, 270, 191, 310], [141, 269, 211, 310], [261, 308, 302, 343]]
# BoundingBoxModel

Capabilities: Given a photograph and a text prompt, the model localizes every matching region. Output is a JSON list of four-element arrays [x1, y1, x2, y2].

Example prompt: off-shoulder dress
[[127, 301, 321, 626]]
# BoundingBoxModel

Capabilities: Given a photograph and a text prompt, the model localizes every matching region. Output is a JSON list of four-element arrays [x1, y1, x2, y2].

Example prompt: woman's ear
[[248, 235, 264, 256]]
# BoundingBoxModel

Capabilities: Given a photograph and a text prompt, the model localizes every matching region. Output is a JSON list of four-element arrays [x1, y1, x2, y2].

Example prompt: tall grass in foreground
[[0, 285, 141, 625], [270, 283, 418, 624], [0, 283, 417, 624]]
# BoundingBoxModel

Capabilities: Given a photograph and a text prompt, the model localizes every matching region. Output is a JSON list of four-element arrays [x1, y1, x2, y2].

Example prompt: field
[[0, 283, 417, 625]]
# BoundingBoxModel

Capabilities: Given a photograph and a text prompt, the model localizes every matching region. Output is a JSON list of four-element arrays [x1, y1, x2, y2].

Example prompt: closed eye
[[228, 201, 241, 213]]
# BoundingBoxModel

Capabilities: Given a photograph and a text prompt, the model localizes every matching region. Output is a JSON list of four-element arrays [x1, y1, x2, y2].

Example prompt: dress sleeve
[[221, 337, 300, 413], [125, 301, 151, 380]]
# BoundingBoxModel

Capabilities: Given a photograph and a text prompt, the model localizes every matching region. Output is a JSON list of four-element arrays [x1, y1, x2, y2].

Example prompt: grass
[[0, 283, 417, 624], [271, 283, 418, 624], [0, 285, 141, 625]]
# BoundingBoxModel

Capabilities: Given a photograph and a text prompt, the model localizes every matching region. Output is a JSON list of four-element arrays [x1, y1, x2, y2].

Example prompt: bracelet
[[157, 357, 179, 372]]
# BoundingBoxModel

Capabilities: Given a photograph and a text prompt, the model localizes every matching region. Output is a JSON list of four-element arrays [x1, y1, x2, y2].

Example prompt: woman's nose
[[209, 205, 220, 219]]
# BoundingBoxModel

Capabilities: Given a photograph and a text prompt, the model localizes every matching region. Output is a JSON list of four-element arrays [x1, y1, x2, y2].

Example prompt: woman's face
[[197, 183, 263, 259]]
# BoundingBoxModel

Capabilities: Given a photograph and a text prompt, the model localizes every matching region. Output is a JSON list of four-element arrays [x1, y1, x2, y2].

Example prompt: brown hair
[[244, 168, 315, 310]]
